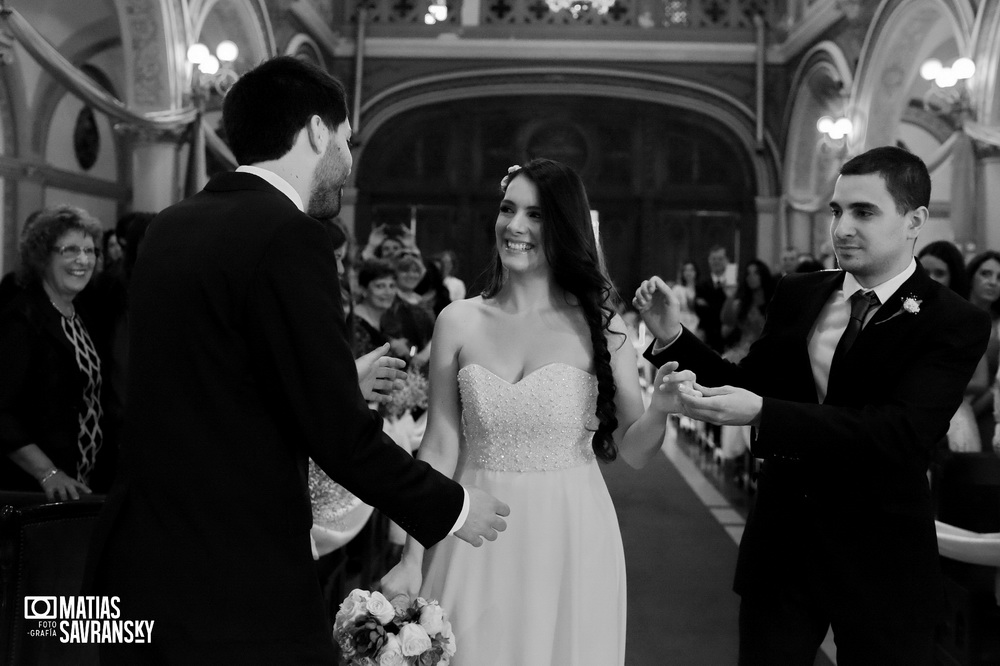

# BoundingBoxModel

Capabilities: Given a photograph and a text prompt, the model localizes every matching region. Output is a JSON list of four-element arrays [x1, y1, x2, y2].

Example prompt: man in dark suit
[[86, 56, 508, 663], [634, 146, 990, 665], [695, 244, 734, 353]]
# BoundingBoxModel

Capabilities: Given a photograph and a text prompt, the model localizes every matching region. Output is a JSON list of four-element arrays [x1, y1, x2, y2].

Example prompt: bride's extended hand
[[649, 361, 699, 414], [380, 553, 423, 601]]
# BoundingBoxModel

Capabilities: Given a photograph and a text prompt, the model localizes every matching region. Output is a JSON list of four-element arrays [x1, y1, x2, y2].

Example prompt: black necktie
[[831, 289, 880, 369]]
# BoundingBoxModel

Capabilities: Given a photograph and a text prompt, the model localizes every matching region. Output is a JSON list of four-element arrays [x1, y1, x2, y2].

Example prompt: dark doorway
[[355, 95, 756, 297]]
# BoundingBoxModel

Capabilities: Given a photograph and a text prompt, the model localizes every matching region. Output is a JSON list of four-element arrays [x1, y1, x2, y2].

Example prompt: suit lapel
[[795, 270, 844, 338], [826, 264, 933, 400]]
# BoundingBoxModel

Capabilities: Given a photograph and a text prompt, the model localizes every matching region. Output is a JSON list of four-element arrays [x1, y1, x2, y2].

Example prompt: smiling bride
[[380, 159, 693, 666]]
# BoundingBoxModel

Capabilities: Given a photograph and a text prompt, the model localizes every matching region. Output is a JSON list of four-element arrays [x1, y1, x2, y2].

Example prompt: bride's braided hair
[[483, 159, 622, 462]]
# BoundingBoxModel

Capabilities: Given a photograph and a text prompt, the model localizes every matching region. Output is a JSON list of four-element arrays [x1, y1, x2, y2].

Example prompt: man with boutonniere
[[633, 146, 990, 665]]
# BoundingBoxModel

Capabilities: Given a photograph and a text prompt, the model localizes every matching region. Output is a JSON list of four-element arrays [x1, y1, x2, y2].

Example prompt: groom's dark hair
[[223, 56, 349, 166], [840, 146, 931, 215]]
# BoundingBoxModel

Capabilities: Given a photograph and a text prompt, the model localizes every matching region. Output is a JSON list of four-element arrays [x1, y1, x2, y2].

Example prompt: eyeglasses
[[52, 245, 101, 260]]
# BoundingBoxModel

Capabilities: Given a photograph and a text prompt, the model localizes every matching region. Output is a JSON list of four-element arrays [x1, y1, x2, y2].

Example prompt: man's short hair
[[223, 56, 349, 165], [708, 245, 727, 256], [839, 146, 931, 214]]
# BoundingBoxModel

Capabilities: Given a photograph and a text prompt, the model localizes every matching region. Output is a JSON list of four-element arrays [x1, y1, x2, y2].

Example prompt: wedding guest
[[966, 250, 1000, 446], [386, 254, 435, 370], [361, 222, 416, 261], [720, 259, 775, 363], [918, 240, 969, 298], [779, 246, 800, 276], [393, 252, 426, 307], [635, 146, 990, 665], [794, 257, 825, 273], [86, 56, 507, 664], [319, 217, 354, 322], [0, 204, 112, 499], [382, 159, 691, 666], [717, 260, 774, 472], [416, 257, 452, 317], [0, 210, 42, 311], [438, 249, 467, 301], [695, 244, 734, 352], [101, 229, 123, 276], [918, 241, 983, 453], [672, 260, 702, 338]]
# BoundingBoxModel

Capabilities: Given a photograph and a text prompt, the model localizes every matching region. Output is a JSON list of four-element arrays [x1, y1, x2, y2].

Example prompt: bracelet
[[38, 468, 60, 484]]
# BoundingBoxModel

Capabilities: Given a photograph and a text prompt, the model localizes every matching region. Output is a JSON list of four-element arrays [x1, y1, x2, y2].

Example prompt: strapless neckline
[[458, 362, 594, 387]]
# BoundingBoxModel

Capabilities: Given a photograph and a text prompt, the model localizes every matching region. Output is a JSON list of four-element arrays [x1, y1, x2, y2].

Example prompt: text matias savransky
[[24, 596, 154, 644]]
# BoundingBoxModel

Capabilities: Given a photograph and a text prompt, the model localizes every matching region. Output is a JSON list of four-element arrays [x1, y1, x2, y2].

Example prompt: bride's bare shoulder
[[436, 296, 489, 329]]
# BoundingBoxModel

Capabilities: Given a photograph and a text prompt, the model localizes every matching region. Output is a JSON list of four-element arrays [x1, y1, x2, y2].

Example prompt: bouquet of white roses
[[334, 589, 456, 666]]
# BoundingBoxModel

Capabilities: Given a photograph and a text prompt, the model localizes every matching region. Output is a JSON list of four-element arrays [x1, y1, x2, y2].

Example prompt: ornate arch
[[783, 41, 855, 213], [850, 0, 975, 150], [354, 66, 781, 198], [969, 0, 1000, 125]]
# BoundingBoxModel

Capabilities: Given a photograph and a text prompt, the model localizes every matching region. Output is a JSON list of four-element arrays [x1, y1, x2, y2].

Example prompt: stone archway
[[346, 67, 781, 273], [782, 41, 854, 259], [850, 0, 977, 245]]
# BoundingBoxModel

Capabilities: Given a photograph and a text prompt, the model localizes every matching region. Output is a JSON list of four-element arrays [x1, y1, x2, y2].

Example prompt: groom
[[85, 56, 508, 663], [635, 146, 989, 665]]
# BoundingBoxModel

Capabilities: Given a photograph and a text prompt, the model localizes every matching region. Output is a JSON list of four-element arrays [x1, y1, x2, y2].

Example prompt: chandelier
[[920, 57, 975, 121], [545, 0, 618, 19]]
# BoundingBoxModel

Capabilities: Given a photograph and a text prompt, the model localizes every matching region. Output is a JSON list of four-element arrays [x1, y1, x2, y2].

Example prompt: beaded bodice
[[458, 363, 599, 472]]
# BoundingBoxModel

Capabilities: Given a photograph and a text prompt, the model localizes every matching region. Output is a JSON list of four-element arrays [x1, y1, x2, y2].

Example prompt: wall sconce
[[816, 116, 853, 141], [920, 57, 975, 120], [424, 0, 448, 24], [187, 40, 240, 99]]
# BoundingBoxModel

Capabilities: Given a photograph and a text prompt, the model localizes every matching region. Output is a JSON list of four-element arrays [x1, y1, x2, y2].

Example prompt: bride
[[382, 159, 691, 665]]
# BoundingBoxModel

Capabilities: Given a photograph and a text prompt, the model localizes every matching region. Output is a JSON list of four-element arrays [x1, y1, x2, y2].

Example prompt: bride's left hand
[[380, 554, 423, 601], [649, 361, 699, 414]]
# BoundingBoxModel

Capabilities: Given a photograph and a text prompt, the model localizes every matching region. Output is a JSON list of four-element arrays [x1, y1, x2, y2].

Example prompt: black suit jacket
[[694, 276, 728, 352], [86, 172, 464, 646], [0, 284, 111, 491], [648, 265, 990, 627]]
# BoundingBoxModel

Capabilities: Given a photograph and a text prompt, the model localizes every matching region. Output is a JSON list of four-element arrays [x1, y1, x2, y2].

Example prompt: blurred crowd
[[4, 204, 999, 504], [0, 208, 469, 499]]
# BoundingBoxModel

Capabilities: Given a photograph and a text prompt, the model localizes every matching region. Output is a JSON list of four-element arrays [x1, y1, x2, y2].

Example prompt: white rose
[[418, 603, 445, 636], [439, 621, 456, 657], [377, 634, 406, 666], [366, 591, 396, 625], [336, 589, 371, 629], [398, 622, 432, 656]]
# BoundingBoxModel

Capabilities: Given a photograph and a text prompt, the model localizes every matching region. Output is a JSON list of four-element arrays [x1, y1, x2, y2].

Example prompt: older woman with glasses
[[0, 204, 111, 500]]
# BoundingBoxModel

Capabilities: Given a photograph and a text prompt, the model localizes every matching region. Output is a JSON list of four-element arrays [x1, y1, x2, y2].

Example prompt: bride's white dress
[[421, 362, 626, 666]]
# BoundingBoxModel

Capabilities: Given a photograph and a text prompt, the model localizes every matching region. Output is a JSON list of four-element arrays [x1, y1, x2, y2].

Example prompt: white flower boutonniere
[[902, 295, 922, 315]]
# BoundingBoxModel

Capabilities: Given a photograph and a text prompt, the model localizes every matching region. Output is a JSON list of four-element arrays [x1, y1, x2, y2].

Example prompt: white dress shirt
[[808, 258, 917, 403]]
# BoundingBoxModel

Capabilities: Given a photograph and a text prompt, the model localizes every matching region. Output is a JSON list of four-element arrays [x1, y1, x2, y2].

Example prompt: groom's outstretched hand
[[454, 487, 509, 547], [356, 343, 407, 403]]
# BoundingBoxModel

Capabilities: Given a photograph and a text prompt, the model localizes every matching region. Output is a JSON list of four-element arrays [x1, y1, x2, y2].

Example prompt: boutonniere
[[875, 293, 922, 325]]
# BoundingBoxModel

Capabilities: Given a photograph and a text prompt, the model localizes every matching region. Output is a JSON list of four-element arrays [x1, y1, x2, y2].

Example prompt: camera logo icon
[[24, 597, 57, 620]]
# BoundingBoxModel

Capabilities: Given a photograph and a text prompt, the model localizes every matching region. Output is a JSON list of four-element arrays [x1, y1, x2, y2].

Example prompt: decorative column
[[339, 186, 359, 238], [112, 0, 190, 210], [785, 206, 814, 256], [977, 150, 1000, 254], [116, 123, 185, 213], [755, 196, 780, 269]]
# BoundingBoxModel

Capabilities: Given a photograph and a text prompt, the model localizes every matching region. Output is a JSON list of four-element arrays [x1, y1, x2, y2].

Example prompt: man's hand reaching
[[633, 276, 683, 343], [356, 343, 407, 403]]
